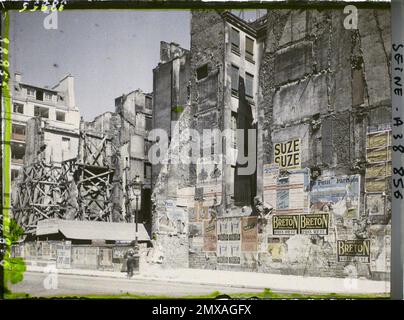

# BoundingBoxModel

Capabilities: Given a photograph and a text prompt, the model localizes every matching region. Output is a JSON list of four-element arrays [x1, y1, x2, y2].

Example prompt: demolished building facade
[[151, 9, 391, 280]]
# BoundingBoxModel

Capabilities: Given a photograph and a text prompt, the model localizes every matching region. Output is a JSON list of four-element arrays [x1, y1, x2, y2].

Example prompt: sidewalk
[[26, 263, 390, 295]]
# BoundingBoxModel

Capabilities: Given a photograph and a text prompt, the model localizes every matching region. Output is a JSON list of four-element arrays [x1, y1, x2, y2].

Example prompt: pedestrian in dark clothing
[[126, 249, 135, 278]]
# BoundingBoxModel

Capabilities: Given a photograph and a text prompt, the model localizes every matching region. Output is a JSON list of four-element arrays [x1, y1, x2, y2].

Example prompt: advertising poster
[[272, 215, 299, 236], [366, 194, 386, 216], [217, 217, 241, 264], [268, 238, 285, 262], [203, 219, 217, 252], [365, 126, 391, 193], [299, 213, 329, 235], [218, 242, 241, 265], [273, 138, 301, 169], [217, 217, 240, 241], [337, 240, 371, 263], [310, 175, 360, 220], [263, 165, 310, 214], [56, 241, 72, 269], [241, 216, 258, 252]]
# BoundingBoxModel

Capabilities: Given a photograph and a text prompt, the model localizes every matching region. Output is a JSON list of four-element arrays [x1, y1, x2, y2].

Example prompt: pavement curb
[[26, 267, 389, 295]]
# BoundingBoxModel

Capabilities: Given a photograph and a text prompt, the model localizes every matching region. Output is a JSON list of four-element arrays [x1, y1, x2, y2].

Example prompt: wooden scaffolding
[[13, 128, 119, 233]]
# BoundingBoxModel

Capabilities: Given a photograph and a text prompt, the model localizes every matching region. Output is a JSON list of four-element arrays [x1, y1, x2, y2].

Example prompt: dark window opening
[[231, 65, 239, 97], [11, 169, 19, 182], [12, 124, 26, 141], [11, 142, 25, 164], [34, 106, 49, 118], [245, 36, 254, 63], [13, 103, 24, 114], [231, 28, 240, 55], [145, 96, 152, 110], [246, 73, 254, 98], [36, 90, 43, 101], [145, 116, 152, 131], [196, 64, 208, 81], [56, 111, 66, 122]]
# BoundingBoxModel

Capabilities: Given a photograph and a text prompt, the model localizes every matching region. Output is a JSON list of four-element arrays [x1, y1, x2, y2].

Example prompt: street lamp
[[129, 174, 142, 273], [133, 175, 141, 253]]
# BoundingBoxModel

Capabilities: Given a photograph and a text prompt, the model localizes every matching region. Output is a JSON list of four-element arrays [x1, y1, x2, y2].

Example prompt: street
[[9, 272, 263, 298]]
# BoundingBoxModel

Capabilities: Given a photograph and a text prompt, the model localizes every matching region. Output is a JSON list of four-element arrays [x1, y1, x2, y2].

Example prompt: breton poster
[[272, 214, 299, 236], [299, 213, 329, 235], [337, 239, 371, 263]]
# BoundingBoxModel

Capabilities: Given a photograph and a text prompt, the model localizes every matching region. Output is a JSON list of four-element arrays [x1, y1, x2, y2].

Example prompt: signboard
[[300, 213, 329, 235], [241, 217, 258, 252], [272, 215, 299, 236], [274, 139, 301, 169], [203, 219, 217, 252], [56, 241, 71, 269], [337, 240, 371, 263]]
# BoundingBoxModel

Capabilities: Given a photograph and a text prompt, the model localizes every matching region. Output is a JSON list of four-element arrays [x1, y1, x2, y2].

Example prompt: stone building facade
[[9, 73, 80, 181]]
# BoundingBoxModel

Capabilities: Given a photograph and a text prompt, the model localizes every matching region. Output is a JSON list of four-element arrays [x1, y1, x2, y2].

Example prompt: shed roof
[[36, 219, 150, 241]]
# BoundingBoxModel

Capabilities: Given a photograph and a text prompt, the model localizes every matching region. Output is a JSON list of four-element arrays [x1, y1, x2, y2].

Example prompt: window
[[144, 163, 151, 181], [62, 137, 71, 152], [145, 96, 152, 110], [56, 111, 66, 122], [36, 90, 43, 101], [145, 116, 152, 132], [246, 73, 254, 98], [11, 142, 25, 164], [231, 28, 240, 55], [27, 88, 35, 97], [11, 169, 19, 182], [44, 92, 53, 101], [245, 36, 254, 63], [231, 113, 237, 148], [13, 103, 24, 114], [231, 65, 239, 96], [12, 124, 25, 141], [34, 106, 49, 118], [196, 64, 208, 81]]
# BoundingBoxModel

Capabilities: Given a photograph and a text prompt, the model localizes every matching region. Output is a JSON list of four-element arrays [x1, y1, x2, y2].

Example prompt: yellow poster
[[274, 139, 301, 169]]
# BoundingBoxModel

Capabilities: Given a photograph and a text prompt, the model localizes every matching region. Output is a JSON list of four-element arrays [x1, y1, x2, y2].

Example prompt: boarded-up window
[[231, 28, 240, 54], [245, 36, 254, 62], [246, 73, 254, 98], [231, 65, 239, 96]]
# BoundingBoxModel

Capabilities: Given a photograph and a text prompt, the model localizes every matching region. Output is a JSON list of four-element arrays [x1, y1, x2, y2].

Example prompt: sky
[[9, 10, 191, 120]]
